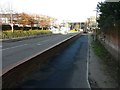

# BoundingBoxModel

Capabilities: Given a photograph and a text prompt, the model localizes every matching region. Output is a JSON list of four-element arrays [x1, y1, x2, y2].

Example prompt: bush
[[2, 25, 11, 30], [1, 30, 52, 39]]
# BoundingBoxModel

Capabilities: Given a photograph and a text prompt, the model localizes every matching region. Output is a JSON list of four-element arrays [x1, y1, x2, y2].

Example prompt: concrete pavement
[[88, 33, 118, 88]]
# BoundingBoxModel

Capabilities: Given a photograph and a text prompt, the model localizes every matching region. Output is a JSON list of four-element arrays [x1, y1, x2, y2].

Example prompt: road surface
[[2, 33, 78, 69], [19, 34, 90, 88]]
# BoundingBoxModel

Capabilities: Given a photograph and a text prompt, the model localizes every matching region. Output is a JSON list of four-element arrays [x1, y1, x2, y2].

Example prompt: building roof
[[0, 13, 18, 18]]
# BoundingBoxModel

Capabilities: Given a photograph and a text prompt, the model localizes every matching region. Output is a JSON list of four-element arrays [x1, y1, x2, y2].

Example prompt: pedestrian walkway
[[88, 33, 118, 88]]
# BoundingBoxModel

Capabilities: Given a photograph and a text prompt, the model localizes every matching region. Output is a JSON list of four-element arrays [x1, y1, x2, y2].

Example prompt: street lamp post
[[9, 2, 14, 32], [93, 9, 98, 41], [10, 10, 14, 32]]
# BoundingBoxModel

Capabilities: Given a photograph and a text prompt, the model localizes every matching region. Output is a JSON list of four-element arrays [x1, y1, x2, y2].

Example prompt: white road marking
[[1, 44, 28, 51], [36, 39, 51, 46], [87, 34, 91, 89], [37, 43, 41, 45], [2, 39, 52, 51], [87, 52, 91, 89], [36, 39, 54, 45], [39, 39, 50, 43]]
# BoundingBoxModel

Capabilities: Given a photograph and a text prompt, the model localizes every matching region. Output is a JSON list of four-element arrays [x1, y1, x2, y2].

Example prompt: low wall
[[2, 33, 81, 88], [99, 29, 120, 61]]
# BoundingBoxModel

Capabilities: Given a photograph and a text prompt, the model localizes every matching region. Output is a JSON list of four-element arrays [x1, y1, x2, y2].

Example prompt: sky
[[0, 0, 105, 22]]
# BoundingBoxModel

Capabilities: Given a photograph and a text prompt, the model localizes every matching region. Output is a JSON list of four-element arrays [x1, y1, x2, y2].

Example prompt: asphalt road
[[2, 33, 78, 69], [19, 34, 90, 88]]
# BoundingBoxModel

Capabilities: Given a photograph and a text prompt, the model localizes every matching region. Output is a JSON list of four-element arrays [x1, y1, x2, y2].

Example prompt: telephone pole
[[9, 3, 13, 32]]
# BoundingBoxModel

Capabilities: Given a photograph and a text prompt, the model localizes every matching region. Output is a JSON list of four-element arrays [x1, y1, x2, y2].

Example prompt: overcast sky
[[0, 0, 105, 22]]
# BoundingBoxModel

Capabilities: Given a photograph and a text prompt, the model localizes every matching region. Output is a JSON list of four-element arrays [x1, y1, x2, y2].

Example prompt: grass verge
[[91, 38, 119, 84], [70, 29, 79, 33], [1, 30, 52, 39]]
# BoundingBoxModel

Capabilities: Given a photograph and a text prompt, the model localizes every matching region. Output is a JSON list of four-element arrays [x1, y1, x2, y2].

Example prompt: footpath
[[88, 33, 118, 88]]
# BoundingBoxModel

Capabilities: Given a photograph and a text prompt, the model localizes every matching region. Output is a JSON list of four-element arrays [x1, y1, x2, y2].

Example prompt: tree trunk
[[31, 25, 32, 30]]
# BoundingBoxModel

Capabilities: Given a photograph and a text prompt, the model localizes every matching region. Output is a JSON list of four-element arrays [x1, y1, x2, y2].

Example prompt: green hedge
[[1, 30, 52, 39]]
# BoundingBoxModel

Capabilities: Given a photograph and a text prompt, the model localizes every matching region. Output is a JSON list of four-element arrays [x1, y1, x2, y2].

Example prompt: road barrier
[[2, 33, 81, 88]]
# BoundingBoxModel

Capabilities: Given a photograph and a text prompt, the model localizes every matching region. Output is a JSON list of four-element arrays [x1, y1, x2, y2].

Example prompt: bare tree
[[17, 13, 32, 29]]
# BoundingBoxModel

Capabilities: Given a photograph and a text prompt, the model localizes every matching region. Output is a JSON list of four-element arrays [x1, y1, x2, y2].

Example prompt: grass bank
[[0, 30, 52, 39], [91, 38, 119, 83], [70, 29, 79, 33]]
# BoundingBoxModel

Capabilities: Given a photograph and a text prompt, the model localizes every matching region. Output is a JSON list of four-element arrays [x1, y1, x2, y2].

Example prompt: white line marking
[[36, 39, 52, 46], [37, 43, 41, 45], [87, 53, 91, 89], [1, 44, 28, 51], [39, 39, 50, 43], [87, 34, 91, 89]]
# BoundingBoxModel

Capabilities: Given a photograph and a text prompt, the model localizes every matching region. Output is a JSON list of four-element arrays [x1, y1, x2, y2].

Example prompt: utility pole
[[95, 9, 98, 40], [10, 10, 13, 32], [10, 4, 13, 32], [93, 9, 98, 41]]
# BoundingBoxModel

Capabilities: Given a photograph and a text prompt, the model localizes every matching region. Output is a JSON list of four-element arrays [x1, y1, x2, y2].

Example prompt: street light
[[10, 9, 14, 32], [8, 3, 14, 32], [93, 9, 98, 40]]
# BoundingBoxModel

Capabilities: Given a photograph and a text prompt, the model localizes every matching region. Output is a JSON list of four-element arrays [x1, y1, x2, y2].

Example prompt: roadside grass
[[70, 29, 79, 33], [1, 30, 52, 39], [91, 39, 119, 83]]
